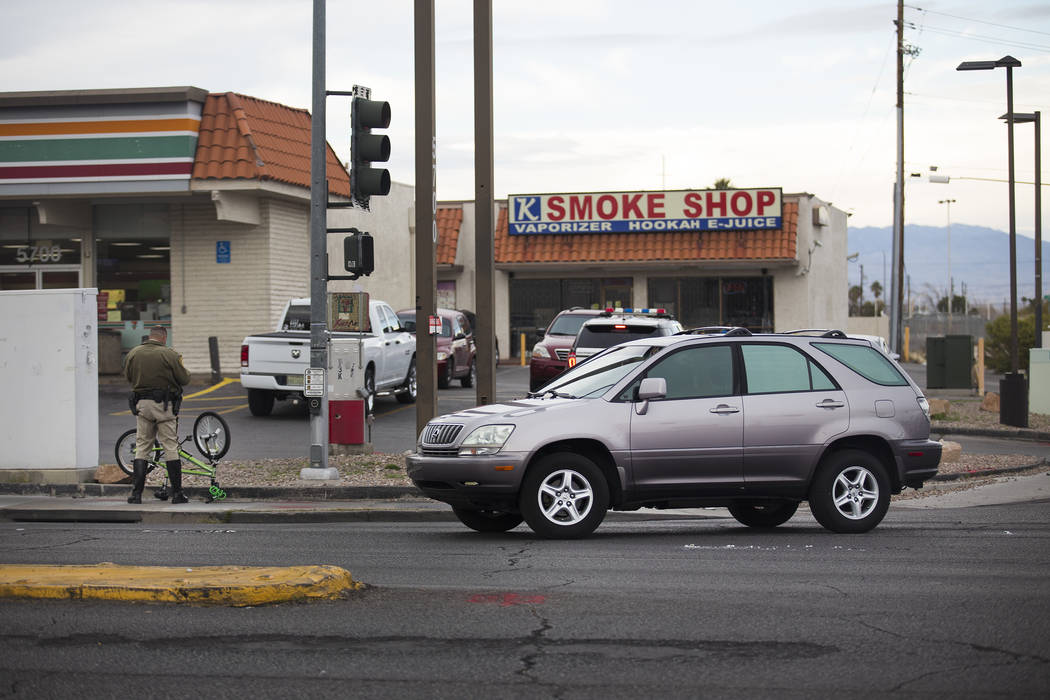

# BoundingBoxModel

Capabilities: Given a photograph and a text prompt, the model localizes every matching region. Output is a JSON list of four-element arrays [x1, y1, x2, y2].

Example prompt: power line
[[907, 22, 1050, 53], [905, 5, 1050, 38]]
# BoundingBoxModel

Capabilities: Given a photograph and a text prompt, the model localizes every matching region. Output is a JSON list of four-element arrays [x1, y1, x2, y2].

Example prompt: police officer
[[124, 326, 191, 504]]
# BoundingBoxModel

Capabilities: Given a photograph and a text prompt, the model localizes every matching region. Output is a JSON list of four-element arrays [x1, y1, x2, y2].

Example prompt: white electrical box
[[329, 337, 366, 400]]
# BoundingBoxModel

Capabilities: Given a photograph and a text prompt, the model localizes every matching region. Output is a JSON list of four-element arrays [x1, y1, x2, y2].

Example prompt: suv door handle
[[816, 399, 845, 408], [709, 404, 740, 414]]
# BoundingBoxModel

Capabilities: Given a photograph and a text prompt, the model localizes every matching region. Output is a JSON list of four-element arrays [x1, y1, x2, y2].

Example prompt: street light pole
[[939, 198, 956, 334], [1001, 110, 1043, 349], [957, 55, 1026, 427]]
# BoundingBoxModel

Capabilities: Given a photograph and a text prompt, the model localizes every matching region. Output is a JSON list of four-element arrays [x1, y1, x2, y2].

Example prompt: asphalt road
[[3, 501, 1049, 697]]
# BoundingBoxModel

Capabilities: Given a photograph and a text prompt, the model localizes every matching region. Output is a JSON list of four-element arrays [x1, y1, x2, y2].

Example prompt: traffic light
[[343, 229, 374, 279], [350, 96, 391, 209]]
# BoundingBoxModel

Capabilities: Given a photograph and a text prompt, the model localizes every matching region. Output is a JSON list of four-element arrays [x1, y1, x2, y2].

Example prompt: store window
[[648, 276, 772, 332], [0, 206, 83, 290], [94, 203, 171, 325], [509, 277, 634, 357]]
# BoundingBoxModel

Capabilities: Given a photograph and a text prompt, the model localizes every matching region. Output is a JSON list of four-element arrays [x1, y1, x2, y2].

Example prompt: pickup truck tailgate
[[243, 332, 311, 382]]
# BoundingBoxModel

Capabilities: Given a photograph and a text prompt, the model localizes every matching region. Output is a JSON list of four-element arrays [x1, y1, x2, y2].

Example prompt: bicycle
[[114, 411, 232, 503]]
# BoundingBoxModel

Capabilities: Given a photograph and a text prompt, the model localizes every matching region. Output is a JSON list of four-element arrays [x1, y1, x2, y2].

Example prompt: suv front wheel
[[808, 450, 890, 533], [520, 452, 609, 539]]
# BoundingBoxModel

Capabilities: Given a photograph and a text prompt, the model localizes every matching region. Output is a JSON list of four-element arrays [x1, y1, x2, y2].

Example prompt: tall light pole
[[939, 198, 956, 333], [1000, 110, 1042, 349], [957, 55, 1026, 427]]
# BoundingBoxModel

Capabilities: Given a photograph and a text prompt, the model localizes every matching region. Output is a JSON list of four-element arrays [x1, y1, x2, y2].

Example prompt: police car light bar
[[603, 307, 666, 315]]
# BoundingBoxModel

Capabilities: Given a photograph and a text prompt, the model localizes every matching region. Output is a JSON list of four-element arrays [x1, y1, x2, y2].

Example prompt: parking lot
[[99, 365, 533, 462]]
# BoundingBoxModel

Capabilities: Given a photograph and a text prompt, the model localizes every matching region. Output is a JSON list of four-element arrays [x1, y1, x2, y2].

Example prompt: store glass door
[[0, 266, 81, 290]]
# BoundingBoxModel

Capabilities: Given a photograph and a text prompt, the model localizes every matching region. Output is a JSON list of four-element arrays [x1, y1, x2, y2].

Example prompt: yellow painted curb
[[0, 563, 363, 606]]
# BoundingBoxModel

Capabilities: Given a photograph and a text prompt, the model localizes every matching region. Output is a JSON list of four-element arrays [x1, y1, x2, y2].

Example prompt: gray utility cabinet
[[927, 335, 974, 390]]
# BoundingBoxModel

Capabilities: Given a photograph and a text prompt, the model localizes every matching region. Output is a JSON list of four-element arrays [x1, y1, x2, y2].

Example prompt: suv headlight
[[458, 424, 515, 456], [532, 344, 550, 359], [437, 351, 449, 361]]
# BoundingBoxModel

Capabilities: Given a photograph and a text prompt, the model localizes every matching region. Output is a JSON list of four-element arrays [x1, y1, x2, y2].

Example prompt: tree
[[713, 177, 733, 190], [870, 281, 884, 316], [985, 298, 1048, 372], [848, 285, 862, 316]]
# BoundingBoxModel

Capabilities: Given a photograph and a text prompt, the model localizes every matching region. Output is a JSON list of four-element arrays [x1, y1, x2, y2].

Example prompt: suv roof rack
[[678, 326, 753, 337], [782, 328, 849, 338]]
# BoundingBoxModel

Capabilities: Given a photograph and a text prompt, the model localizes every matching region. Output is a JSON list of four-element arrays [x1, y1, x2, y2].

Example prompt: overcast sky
[[3, 0, 1048, 236]]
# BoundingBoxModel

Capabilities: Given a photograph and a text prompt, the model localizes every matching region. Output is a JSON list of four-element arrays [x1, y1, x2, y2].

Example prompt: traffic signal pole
[[305, 0, 336, 478]]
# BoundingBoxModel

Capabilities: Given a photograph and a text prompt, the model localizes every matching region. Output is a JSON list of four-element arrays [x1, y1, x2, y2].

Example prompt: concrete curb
[[0, 563, 363, 606], [0, 482, 421, 501], [928, 459, 1047, 482], [930, 425, 1050, 441]]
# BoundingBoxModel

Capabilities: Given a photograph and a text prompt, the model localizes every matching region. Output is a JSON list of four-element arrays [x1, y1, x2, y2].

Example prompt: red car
[[528, 308, 604, 392], [397, 308, 477, 388]]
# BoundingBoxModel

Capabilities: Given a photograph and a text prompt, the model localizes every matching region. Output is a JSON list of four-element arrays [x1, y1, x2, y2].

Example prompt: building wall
[[772, 194, 848, 332], [170, 197, 271, 374], [327, 181, 416, 313]]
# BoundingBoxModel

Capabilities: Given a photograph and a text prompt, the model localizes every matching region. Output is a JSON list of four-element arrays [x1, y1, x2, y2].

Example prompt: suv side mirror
[[637, 377, 667, 401], [635, 377, 666, 416]]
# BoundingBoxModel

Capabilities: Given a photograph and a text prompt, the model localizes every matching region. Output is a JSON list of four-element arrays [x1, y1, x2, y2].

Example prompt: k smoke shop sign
[[508, 188, 782, 235]]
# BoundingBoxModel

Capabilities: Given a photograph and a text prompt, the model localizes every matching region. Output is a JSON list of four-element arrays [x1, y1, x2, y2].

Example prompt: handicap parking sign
[[216, 241, 231, 264]]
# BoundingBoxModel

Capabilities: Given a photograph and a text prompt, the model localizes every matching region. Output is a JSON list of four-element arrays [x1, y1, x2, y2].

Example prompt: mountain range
[[847, 224, 1049, 309]]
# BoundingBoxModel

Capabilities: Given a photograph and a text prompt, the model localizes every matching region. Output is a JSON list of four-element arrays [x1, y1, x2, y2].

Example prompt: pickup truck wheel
[[438, 359, 452, 389], [808, 450, 890, 534], [519, 452, 609, 539], [396, 359, 417, 404], [364, 367, 376, 415], [728, 500, 799, 528], [460, 359, 476, 388], [452, 507, 523, 533], [247, 389, 274, 417]]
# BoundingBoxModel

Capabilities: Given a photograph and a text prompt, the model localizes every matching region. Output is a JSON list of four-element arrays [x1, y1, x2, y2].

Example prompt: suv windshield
[[540, 344, 659, 398], [548, 313, 595, 336]]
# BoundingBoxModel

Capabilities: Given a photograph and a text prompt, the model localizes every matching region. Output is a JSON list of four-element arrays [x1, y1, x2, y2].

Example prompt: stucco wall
[[327, 181, 416, 313], [773, 194, 848, 332]]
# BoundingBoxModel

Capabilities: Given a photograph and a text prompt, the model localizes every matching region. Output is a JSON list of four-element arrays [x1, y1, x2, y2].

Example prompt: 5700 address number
[[15, 245, 63, 263]]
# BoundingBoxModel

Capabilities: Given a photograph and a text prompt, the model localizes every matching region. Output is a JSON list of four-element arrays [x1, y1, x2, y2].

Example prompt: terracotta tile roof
[[192, 92, 350, 197], [436, 207, 463, 266], [495, 199, 798, 264]]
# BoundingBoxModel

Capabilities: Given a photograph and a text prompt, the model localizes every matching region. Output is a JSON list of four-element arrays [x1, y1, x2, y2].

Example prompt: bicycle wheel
[[114, 430, 159, 476], [193, 411, 230, 460]]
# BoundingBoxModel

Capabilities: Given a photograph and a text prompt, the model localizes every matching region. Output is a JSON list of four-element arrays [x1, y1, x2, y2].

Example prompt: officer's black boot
[[167, 460, 189, 504], [127, 459, 147, 504]]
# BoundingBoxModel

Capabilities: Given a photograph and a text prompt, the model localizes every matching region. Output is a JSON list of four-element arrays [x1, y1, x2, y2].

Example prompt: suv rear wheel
[[520, 452, 609, 539], [452, 507, 523, 533], [728, 500, 799, 528], [808, 450, 890, 533]]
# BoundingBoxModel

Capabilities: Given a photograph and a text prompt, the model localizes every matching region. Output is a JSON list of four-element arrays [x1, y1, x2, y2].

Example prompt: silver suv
[[407, 328, 941, 539]]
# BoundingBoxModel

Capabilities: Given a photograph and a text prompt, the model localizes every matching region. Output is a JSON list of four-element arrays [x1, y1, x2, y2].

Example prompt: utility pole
[[890, 0, 906, 356], [414, 0, 437, 435], [939, 198, 956, 334], [474, 0, 496, 407]]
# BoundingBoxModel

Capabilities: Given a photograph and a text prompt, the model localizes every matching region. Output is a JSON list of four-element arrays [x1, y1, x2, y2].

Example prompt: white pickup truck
[[240, 298, 417, 416]]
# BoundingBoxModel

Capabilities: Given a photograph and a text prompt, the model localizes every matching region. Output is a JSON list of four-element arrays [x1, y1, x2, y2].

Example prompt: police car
[[567, 308, 683, 368]]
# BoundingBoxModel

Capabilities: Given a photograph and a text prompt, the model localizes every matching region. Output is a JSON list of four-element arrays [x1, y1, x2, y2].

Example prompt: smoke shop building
[[433, 189, 849, 357]]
